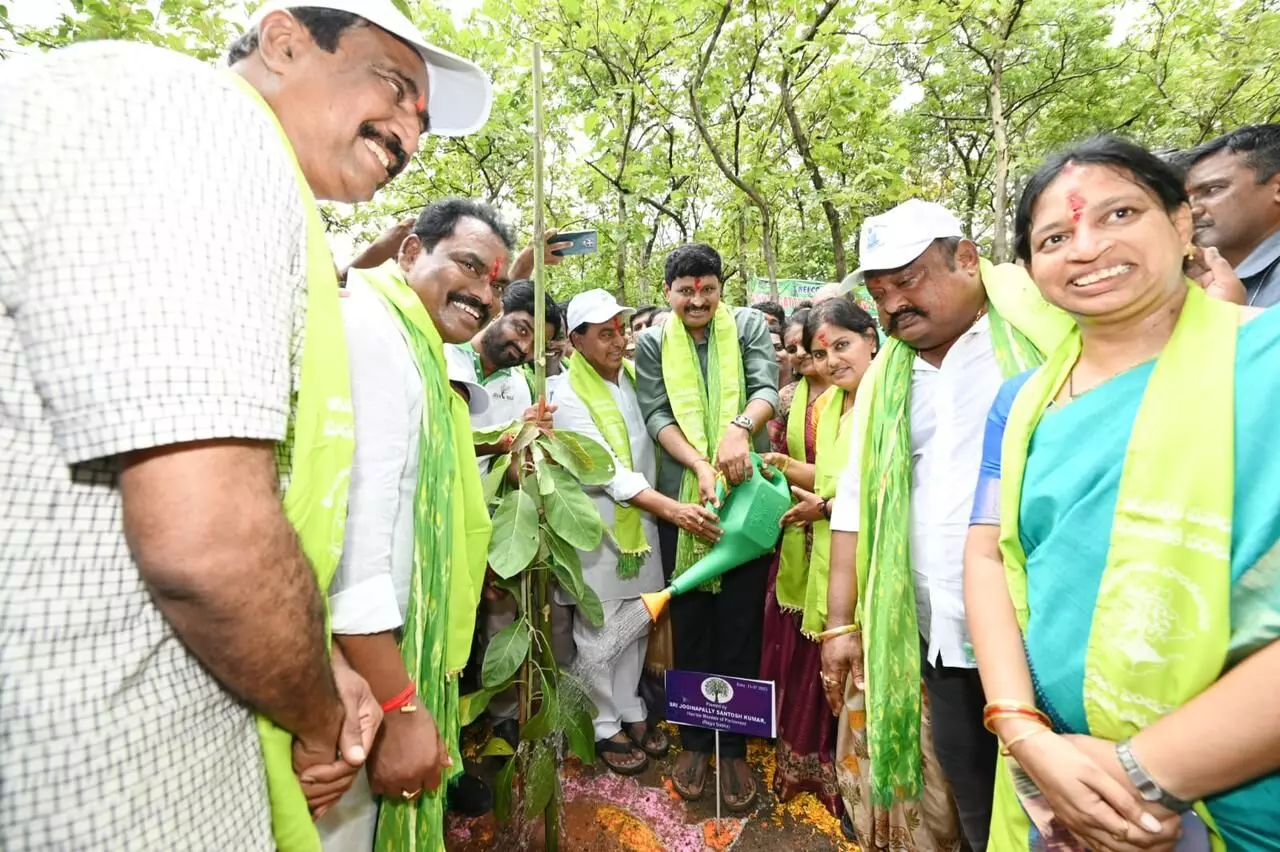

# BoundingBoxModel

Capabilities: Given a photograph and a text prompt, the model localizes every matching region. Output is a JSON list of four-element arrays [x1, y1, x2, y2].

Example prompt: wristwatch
[[1116, 740, 1193, 813], [730, 414, 755, 434]]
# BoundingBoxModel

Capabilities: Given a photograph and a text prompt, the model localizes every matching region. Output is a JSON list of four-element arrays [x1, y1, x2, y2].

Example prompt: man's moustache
[[887, 309, 925, 333], [449, 294, 491, 326], [358, 124, 408, 178]]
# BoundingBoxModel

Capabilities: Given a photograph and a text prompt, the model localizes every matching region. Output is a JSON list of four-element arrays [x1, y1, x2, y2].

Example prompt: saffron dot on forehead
[[416, 92, 426, 113]]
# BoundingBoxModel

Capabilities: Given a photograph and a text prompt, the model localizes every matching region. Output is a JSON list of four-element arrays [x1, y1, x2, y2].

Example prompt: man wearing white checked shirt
[[0, 1, 492, 849]]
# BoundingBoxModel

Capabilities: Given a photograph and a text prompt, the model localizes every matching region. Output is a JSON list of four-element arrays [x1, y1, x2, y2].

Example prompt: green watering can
[[641, 451, 792, 619]]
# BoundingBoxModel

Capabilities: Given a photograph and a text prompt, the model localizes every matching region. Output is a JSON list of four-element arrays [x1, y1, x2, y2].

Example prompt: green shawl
[[355, 262, 493, 851], [992, 282, 1235, 849], [803, 386, 853, 638], [775, 378, 811, 611], [852, 259, 1073, 806], [661, 303, 745, 591], [567, 355, 647, 578], [225, 72, 356, 852]]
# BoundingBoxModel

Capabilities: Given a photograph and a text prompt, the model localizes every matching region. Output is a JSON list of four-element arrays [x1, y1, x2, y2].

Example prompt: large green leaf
[[511, 420, 540, 454], [481, 618, 530, 688], [488, 486, 540, 579], [521, 671, 557, 742], [542, 466, 603, 550], [493, 750, 517, 824], [539, 430, 615, 485], [459, 686, 499, 726], [546, 543, 604, 628], [524, 740, 557, 819], [483, 454, 512, 505], [480, 736, 515, 758], [543, 526, 581, 574], [531, 444, 557, 496], [472, 420, 521, 445], [558, 672, 599, 763]]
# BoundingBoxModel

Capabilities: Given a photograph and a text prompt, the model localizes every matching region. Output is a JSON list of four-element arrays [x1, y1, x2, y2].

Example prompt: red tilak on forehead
[[416, 92, 426, 113], [487, 258, 503, 286], [817, 331, 830, 347], [612, 316, 624, 334], [693, 277, 704, 292], [1067, 190, 1086, 223]]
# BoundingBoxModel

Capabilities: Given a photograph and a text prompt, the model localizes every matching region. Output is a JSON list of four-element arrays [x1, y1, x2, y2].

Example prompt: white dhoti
[[575, 598, 651, 739], [317, 769, 377, 852]]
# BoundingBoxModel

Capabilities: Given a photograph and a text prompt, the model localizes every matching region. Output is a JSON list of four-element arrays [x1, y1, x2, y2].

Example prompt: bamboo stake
[[530, 41, 560, 852]]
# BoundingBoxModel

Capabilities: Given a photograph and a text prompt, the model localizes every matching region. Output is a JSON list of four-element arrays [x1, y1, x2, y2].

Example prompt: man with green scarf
[[320, 199, 512, 851], [635, 243, 780, 812], [1, 2, 494, 849], [820, 200, 1071, 852], [551, 290, 720, 776]]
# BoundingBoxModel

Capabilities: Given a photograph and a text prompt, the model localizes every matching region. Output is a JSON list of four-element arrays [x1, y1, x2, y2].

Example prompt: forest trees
[[4, 0, 1276, 289]]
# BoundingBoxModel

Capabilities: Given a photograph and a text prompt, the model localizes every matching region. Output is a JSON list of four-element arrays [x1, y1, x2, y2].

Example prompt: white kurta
[[318, 278, 426, 852], [551, 368, 664, 738], [550, 370, 663, 602]]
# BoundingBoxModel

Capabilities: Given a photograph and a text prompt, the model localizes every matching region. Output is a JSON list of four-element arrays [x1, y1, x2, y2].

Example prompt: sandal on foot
[[670, 750, 710, 801], [719, 757, 759, 814], [596, 734, 648, 776], [625, 720, 670, 759]]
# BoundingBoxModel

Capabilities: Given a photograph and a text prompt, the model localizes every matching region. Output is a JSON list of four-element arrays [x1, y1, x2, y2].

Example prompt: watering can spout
[[641, 590, 671, 620]]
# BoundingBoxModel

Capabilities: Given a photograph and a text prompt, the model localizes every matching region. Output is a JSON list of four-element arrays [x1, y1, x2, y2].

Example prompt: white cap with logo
[[250, 0, 492, 136], [839, 199, 965, 292], [566, 289, 634, 332]]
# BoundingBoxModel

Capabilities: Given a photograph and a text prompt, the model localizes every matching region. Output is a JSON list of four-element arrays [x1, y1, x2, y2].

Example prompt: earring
[[1185, 244, 1196, 261]]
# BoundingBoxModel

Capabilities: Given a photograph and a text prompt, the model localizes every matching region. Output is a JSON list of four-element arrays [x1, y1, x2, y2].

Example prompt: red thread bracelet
[[380, 683, 416, 713]]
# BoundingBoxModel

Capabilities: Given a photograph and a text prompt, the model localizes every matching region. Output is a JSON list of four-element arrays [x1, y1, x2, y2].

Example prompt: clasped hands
[[1007, 729, 1184, 852]]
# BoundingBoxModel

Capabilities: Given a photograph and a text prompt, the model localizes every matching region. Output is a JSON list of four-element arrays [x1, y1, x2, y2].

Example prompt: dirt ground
[[445, 728, 858, 852]]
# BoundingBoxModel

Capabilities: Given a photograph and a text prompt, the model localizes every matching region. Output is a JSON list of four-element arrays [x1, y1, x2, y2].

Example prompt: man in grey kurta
[[634, 243, 778, 812]]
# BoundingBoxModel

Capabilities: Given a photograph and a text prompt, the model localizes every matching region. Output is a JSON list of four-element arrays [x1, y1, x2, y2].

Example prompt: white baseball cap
[[250, 0, 492, 136], [566, 289, 634, 333], [840, 199, 965, 292]]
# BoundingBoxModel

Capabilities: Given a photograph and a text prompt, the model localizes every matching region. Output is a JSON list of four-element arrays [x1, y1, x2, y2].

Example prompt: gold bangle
[[780, 456, 792, 474], [1000, 726, 1049, 756], [814, 623, 861, 642]]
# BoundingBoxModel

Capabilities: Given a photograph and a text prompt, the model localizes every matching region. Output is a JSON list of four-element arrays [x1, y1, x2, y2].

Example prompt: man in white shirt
[[445, 279, 562, 462], [324, 198, 515, 850], [0, 2, 492, 848], [551, 291, 719, 775], [822, 202, 1013, 851]]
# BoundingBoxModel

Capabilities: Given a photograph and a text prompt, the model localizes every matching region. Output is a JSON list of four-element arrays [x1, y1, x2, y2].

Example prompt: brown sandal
[[625, 720, 670, 759], [596, 734, 648, 776], [719, 757, 759, 814], [670, 750, 710, 801]]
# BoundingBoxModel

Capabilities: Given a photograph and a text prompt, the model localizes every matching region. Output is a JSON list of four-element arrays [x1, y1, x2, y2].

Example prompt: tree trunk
[[760, 208, 779, 301], [989, 57, 1010, 261], [777, 10, 846, 280], [615, 191, 628, 303]]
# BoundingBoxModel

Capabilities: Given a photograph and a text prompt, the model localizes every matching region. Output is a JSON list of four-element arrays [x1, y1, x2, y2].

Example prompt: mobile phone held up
[[549, 229, 598, 257]]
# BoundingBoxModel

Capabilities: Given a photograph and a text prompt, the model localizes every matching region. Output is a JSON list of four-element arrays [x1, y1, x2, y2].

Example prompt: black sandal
[[625, 720, 670, 759], [719, 757, 759, 814], [670, 750, 710, 801], [596, 735, 649, 776]]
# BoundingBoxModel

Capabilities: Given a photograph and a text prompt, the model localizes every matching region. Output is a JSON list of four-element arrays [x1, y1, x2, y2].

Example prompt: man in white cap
[[551, 290, 721, 777], [0, 3, 491, 850], [816, 200, 1071, 850]]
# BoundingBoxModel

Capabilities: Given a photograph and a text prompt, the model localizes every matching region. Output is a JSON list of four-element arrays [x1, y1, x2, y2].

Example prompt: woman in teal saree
[[964, 136, 1280, 852]]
